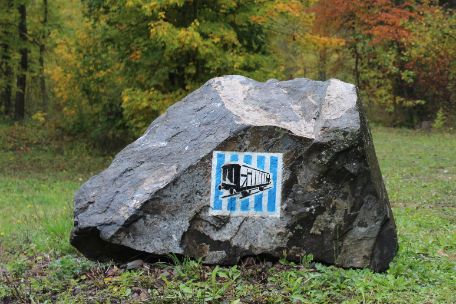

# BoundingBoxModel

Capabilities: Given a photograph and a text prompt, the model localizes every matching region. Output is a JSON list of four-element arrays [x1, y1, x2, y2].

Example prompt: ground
[[0, 123, 455, 303]]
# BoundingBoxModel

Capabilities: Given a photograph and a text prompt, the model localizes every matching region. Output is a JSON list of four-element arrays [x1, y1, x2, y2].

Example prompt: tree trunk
[[1, 43, 13, 116], [354, 43, 361, 89], [39, 0, 48, 112], [318, 48, 327, 81], [15, 3, 28, 121], [1, 0, 13, 116]]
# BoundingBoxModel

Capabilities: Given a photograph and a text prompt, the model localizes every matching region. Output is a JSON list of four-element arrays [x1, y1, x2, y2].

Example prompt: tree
[[312, 0, 421, 125], [404, 4, 456, 124], [50, 0, 279, 143], [0, 0, 14, 116], [39, 0, 49, 112], [15, 2, 28, 120]]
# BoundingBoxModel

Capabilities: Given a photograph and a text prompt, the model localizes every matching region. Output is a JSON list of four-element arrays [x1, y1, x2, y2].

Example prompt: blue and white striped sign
[[209, 151, 283, 217]]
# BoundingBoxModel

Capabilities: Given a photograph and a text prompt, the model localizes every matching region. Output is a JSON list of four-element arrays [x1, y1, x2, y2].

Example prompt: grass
[[0, 123, 455, 303]]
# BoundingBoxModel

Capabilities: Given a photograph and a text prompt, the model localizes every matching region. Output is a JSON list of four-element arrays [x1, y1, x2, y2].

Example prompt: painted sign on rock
[[210, 151, 283, 217]]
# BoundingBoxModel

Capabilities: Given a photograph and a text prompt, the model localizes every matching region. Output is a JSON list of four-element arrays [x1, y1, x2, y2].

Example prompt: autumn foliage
[[1, 0, 455, 145]]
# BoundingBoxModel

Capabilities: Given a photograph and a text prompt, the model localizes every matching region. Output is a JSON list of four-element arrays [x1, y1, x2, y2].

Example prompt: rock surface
[[70, 75, 398, 272]]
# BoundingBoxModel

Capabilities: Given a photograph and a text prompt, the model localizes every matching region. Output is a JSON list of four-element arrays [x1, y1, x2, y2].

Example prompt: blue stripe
[[241, 197, 249, 211], [243, 154, 252, 165], [213, 153, 225, 210], [257, 155, 265, 170], [254, 193, 263, 211], [268, 156, 278, 213], [227, 197, 236, 211], [230, 153, 238, 162]]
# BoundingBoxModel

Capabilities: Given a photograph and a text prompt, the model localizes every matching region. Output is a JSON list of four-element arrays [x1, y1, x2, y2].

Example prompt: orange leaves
[[364, 2, 417, 44], [368, 24, 412, 44], [129, 50, 142, 61], [312, 0, 417, 44]]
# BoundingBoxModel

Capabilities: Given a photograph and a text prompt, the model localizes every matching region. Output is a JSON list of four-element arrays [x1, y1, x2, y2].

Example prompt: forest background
[[1, 0, 456, 149]]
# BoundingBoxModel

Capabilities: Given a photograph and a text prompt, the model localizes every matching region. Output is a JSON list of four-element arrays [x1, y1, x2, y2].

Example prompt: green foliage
[[48, 255, 94, 280], [405, 6, 456, 124], [0, 0, 59, 118], [2, 0, 456, 140], [49, 0, 280, 139], [121, 88, 176, 135], [433, 108, 447, 129]]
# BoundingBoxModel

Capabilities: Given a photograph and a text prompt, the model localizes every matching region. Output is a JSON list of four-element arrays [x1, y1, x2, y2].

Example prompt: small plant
[[169, 254, 204, 280], [432, 108, 446, 129], [48, 255, 93, 280], [6, 255, 30, 276], [300, 254, 314, 268], [31, 111, 47, 125], [216, 265, 241, 282]]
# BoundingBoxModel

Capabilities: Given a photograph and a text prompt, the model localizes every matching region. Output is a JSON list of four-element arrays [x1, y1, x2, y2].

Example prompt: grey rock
[[70, 75, 398, 272]]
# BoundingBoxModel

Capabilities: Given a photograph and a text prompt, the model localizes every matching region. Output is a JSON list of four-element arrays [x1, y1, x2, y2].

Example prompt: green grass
[[0, 123, 455, 303]]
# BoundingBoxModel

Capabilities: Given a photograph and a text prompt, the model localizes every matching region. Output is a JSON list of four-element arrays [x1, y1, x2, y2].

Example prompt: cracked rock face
[[70, 75, 398, 272]]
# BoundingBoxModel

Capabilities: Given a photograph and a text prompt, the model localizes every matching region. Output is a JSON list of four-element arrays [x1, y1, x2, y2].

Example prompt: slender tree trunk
[[353, 43, 361, 89], [39, 0, 48, 112], [1, 43, 13, 116], [1, 0, 13, 116], [318, 48, 327, 81], [39, 45, 47, 111], [15, 3, 28, 120]]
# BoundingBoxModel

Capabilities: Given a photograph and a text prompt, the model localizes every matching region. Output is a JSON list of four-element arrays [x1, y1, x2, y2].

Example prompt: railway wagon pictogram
[[210, 151, 283, 217], [219, 163, 271, 198]]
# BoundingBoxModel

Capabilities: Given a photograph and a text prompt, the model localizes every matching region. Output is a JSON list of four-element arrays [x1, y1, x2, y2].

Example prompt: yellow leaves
[[142, 0, 185, 16], [150, 19, 203, 51], [63, 107, 77, 118], [250, 15, 268, 25], [217, 0, 238, 12], [47, 65, 71, 102], [177, 26, 202, 50], [122, 88, 184, 136], [202, 22, 239, 47], [121, 88, 163, 135], [150, 20, 176, 42], [179, 20, 203, 49], [211, 36, 221, 43], [104, 277, 115, 283], [32, 112, 47, 124], [125, 0, 142, 8], [273, 1, 305, 17], [307, 34, 345, 48]]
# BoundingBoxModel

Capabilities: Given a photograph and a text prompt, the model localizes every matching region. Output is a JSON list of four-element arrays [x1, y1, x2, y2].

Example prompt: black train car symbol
[[218, 163, 271, 198]]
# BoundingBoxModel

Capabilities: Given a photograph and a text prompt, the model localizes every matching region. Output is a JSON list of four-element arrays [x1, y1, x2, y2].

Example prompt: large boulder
[[70, 75, 398, 272]]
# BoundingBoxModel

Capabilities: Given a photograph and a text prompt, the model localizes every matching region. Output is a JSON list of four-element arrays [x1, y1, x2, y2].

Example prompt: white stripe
[[275, 155, 283, 216], [210, 151, 218, 211], [235, 152, 242, 212], [249, 154, 258, 211]]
